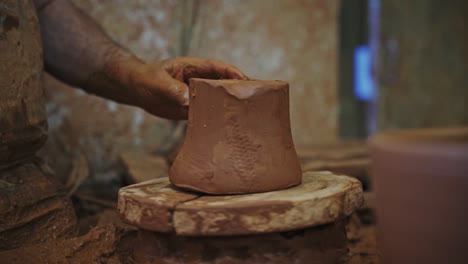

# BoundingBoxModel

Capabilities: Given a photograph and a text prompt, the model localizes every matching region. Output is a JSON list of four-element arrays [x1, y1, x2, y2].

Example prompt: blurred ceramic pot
[[370, 127, 468, 264], [170, 78, 302, 194]]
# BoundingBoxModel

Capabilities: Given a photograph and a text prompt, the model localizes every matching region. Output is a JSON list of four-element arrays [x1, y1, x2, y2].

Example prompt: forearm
[[34, 0, 246, 120], [35, 0, 142, 106]]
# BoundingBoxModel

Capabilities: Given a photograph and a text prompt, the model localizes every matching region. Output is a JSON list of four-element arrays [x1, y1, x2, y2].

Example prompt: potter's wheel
[[118, 171, 363, 263], [118, 171, 363, 236]]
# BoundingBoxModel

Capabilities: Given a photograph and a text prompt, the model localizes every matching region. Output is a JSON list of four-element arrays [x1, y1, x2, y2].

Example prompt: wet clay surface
[[118, 171, 363, 236], [133, 220, 348, 264], [170, 79, 302, 194]]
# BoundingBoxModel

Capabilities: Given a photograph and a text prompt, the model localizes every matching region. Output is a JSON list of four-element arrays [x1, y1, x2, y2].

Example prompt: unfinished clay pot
[[170, 79, 302, 194], [370, 127, 468, 264]]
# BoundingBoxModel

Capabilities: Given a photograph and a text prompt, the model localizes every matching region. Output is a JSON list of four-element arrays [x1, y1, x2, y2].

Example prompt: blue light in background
[[354, 45, 375, 101]]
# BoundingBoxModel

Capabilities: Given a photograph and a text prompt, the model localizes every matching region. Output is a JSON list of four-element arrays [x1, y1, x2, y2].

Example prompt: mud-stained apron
[[0, 0, 47, 168], [0, 0, 76, 250]]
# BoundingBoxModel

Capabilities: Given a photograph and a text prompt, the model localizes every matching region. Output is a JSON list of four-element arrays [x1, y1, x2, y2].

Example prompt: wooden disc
[[118, 171, 363, 236]]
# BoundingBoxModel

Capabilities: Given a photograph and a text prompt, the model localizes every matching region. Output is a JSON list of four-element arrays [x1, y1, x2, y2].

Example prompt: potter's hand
[[131, 57, 247, 120], [37, 0, 247, 119]]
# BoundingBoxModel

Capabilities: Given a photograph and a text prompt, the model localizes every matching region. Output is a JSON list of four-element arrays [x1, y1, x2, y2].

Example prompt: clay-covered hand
[[129, 57, 247, 119]]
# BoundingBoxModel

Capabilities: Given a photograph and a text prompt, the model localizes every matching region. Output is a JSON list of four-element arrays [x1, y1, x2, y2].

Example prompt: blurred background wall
[[39, 0, 339, 184], [375, 0, 468, 131]]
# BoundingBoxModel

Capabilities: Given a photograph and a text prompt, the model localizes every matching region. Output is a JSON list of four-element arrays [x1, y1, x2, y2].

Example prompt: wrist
[[101, 46, 143, 87], [83, 46, 145, 107]]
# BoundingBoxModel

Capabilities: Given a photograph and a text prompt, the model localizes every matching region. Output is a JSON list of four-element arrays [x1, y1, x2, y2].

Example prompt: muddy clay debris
[[0, 224, 135, 264]]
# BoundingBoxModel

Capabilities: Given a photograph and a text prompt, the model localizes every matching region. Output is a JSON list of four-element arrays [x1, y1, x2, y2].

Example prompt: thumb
[[158, 71, 189, 106]]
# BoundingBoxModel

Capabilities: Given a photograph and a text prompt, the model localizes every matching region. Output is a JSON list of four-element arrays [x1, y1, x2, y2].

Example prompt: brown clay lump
[[170, 78, 302, 194]]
